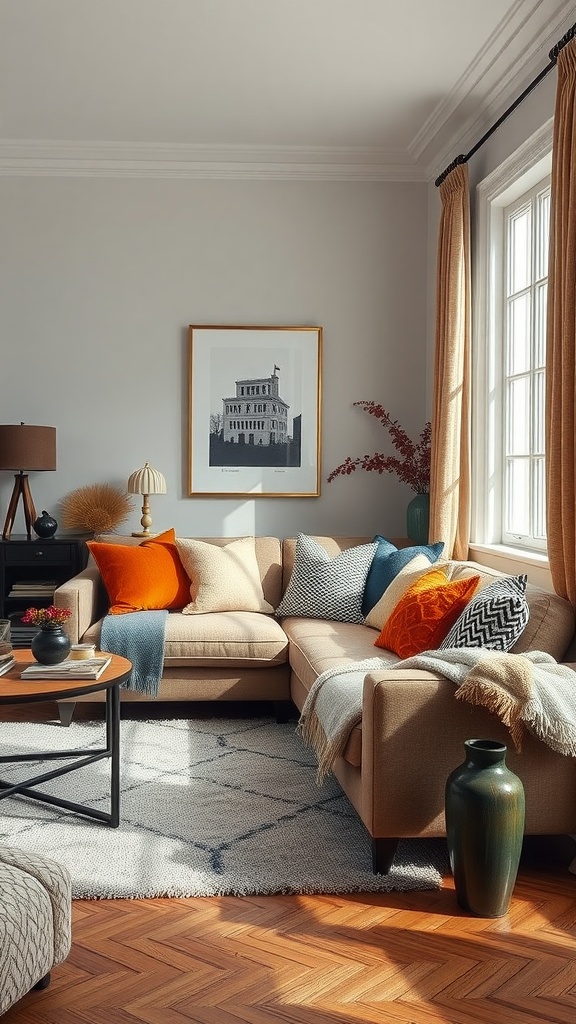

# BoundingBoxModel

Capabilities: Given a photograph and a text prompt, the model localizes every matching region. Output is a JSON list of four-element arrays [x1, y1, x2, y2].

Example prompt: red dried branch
[[328, 402, 432, 494]]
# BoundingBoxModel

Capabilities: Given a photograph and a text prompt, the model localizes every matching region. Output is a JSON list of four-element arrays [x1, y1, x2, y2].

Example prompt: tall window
[[473, 131, 552, 559], [502, 180, 550, 549]]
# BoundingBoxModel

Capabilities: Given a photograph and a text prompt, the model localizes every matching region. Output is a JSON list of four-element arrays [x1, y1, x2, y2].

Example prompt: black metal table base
[[0, 684, 120, 827]]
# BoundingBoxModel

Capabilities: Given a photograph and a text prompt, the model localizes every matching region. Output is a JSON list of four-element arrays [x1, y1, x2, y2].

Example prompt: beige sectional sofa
[[55, 534, 576, 873]]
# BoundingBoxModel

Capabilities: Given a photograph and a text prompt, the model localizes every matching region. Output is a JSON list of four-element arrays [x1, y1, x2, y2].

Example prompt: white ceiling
[[0, 0, 573, 180]]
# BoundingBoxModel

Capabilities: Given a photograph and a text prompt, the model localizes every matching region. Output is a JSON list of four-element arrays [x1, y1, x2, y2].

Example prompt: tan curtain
[[546, 39, 576, 606], [429, 163, 471, 559]]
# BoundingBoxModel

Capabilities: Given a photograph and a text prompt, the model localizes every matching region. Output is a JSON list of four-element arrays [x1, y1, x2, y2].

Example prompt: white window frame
[[472, 119, 553, 566], [501, 178, 549, 550]]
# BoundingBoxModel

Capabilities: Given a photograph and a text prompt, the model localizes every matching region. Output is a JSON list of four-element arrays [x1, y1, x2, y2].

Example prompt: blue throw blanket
[[100, 610, 168, 696]]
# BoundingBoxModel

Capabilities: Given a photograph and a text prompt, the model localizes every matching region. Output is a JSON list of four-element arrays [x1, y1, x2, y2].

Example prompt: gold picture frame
[[188, 325, 322, 498]]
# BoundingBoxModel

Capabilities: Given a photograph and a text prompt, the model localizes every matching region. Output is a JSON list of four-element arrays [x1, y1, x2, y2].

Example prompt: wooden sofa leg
[[372, 838, 400, 874], [34, 972, 51, 990], [56, 701, 76, 727]]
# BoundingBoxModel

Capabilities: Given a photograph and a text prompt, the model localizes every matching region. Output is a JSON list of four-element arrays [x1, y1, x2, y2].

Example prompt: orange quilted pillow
[[374, 568, 480, 658], [87, 528, 191, 614]]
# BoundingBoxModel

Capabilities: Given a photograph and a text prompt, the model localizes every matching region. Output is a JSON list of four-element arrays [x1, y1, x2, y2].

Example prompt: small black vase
[[445, 739, 525, 917], [33, 511, 58, 538], [31, 626, 71, 665]]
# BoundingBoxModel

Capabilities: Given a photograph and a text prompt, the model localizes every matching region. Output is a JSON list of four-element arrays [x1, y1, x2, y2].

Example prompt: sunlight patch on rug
[[0, 718, 449, 899]]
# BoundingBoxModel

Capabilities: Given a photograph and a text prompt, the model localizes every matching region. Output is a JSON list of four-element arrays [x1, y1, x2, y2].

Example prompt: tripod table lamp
[[127, 462, 166, 537], [0, 423, 57, 541]]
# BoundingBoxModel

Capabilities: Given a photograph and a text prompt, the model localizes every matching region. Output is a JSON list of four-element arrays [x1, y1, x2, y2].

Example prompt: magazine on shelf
[[9, 580, 57, 596], [20, 656, 112, 681]]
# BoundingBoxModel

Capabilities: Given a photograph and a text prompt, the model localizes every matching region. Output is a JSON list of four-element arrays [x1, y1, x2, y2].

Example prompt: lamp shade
[[127, 462, 167, 496], [0, 424, 57, 471]]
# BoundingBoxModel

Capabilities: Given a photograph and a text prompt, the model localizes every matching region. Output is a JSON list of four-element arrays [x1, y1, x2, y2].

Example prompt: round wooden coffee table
[[0, 650, 132, 827]]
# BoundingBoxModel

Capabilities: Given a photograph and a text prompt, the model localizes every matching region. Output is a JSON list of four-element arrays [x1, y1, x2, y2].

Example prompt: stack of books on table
[[0, 647, 15, 677], [20, 656, 112, 681], [8, 580, 58, 598]]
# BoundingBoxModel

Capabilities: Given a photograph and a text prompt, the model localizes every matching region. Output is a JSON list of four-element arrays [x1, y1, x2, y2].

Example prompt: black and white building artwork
[[210, 366, 301, 468], [188, 325, 321, 498]]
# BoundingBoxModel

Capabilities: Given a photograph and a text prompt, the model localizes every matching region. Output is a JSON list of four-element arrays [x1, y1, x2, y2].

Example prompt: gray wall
[[0, 177, 428, 539]]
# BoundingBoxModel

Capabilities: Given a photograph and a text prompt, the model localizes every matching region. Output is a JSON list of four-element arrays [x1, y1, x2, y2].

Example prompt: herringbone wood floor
[[5, 862, 576, 1024], [3, 703, 576, 1023]]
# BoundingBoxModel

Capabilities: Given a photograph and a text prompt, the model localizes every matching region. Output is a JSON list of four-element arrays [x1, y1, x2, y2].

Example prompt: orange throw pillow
[[87, 528, 191, 614], [374, 569, 480, 658]]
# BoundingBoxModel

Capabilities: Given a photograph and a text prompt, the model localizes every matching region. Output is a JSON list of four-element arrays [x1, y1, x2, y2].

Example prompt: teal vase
[[445, 739, 525, 917], [406, 492, 430, 544]]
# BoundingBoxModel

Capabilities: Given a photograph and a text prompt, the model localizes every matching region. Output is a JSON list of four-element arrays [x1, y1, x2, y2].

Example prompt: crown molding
[[0, 140, 427, 182], [410, 0, 530, 160], [413, 0, 574, 178]]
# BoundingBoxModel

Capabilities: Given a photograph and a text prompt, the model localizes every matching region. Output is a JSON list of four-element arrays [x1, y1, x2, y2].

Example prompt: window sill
[[468, 543, 552, 590]]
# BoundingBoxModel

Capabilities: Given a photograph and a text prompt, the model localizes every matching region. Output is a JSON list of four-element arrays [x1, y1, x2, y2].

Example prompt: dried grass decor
[[60, 484, 134, 534]]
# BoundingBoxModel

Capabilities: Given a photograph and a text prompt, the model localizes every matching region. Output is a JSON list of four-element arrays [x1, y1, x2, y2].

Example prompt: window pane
[[505, 458, 530, 535], [536, 190, 551, 281], [509, 205, 531, 294], [507, 293, 531, 375], [534, 282, 547, 368], [533, 457, 546, 539], [506, 376, 530, 456], [533, 370, 545, 455]]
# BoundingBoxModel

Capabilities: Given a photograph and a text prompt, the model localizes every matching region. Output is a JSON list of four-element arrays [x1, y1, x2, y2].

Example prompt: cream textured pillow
[[175, 537, 274, 614], [364, 555, 449, 630]]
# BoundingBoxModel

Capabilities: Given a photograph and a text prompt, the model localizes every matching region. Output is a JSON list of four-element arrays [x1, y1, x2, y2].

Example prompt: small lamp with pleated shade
[[126, 462, 166, 537]]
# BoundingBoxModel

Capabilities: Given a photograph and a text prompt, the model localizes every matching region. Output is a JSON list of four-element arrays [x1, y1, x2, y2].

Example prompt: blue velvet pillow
[[361, 535, 445, 616]]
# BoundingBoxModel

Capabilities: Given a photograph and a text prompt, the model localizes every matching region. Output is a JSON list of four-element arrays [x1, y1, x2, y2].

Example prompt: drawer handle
[[35, 550, 44, 557]]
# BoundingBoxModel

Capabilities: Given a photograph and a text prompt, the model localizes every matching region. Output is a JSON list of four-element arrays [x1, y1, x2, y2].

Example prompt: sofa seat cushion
[[283, 617, 399, 693], [84, 611, 289, 668], [284, 618, 398, 769]]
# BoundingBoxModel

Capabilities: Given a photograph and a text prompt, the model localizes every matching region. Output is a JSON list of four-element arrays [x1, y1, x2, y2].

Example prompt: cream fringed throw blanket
[[298, 649, 576, 783]]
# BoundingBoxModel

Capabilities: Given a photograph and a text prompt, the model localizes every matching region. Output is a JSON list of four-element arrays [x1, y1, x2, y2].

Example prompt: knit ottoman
[[0, 844, 72, 1015]]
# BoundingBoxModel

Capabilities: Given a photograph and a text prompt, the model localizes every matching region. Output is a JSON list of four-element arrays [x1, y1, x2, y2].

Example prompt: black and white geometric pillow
[[439, 574, 529, 651], [276, 533, 378, 623]]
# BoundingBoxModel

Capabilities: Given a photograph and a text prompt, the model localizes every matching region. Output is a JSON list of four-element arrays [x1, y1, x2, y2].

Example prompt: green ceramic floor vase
[[445, 739, 525, 918]]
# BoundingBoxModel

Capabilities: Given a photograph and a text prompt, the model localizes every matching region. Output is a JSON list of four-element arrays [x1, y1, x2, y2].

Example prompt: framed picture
[[188, 325, 322, 497]]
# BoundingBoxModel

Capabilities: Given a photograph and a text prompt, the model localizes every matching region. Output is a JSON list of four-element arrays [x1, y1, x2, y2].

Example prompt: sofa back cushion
[[91, 534, 283, 611]]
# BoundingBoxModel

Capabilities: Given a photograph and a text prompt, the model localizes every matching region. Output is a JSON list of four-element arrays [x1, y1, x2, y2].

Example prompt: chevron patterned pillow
[[439, 574, 529, 652], [276, 534, 378, 622]]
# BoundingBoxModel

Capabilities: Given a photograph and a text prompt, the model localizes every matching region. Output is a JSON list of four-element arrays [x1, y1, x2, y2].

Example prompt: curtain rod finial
[[549, 23, 576, 63], [435, 154, 467, 188]]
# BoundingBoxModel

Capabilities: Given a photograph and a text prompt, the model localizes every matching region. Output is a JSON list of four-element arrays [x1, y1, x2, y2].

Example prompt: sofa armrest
[[54, 566, 104, 645], [360, 668, 576, 840]]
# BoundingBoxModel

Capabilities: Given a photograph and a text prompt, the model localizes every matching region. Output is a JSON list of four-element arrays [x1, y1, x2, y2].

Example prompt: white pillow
[[365, 554, 449, 630], [175, 537, 274, 614]]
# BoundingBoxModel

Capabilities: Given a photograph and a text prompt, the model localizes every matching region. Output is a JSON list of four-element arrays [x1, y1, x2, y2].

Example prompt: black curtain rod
[[435, 21, 576, 187]]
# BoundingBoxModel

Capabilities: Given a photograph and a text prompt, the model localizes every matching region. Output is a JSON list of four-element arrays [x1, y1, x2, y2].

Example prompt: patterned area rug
[[0, 717, 449, 899]]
